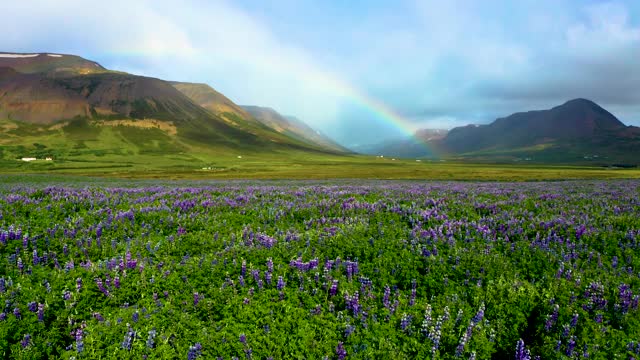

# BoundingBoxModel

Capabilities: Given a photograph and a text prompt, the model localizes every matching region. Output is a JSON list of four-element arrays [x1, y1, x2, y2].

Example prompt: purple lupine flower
[[336, 341, 347, 359], [13, 307, 21, 319], [344, 324, 355, 337], [428, 317, 444, 353], [121, 325, 136, 350], [421, 304, 433, 336], [383, 285, 391, 309], [311, 304, 322, 315], [400, 313, 412, 332], [239, 333, 247, 344], [570, 313, 579, 328], [329, 280, 338, 296], [17, 257, 24, 272], [566, 336, 576, 357], [132, 311, 139, 323], [266, 258, 273, 273], [515, 339, 531, 360], [241, 260, 247, 277], [194, 292, 200, 306], [75, 329, 84, 353], [456, 328, 471, 357], [277, 276, 285, 290], [146, 329, 157, 349], [595, 313, 603, 323], [63, 290, 72, 301], [64, 259, 74, 272], [187, 343, 202, 360], [32, 249, 39, 265], [618, 283, 635, 313], [0, 278, 5, 293], [37, 303, 45, 322], [93, 312, 104, 322], [76, 278, 82, 292], [545, 304, 559, 331], [0, 312, 5, 321], [20, 333, 31, 348], [28, 301, 37, 312], [95, 278, 110, 297], [251, 269, 260, 283], [265, 272, 272, 286]]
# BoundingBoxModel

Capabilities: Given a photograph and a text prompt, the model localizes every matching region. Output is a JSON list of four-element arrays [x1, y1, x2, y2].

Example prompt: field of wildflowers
[[0, 180, 639, 359]]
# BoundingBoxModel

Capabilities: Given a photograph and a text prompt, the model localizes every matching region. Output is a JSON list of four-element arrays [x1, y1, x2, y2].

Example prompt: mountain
[[171, 82, 349, 153], [0, 52, 107, 76], [0, 52, 350, 168], [242, 106, 350, 153], [353, 128, 448, 158], [170, 82, 253, 124], [441, 98, 640, 164]]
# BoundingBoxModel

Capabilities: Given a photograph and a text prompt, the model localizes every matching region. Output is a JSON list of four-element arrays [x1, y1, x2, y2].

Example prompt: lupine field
[[0, 179, 639, 359]]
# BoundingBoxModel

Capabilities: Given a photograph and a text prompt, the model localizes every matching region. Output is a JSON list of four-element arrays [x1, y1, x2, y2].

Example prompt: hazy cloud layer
[[2, 0, 639, 145]]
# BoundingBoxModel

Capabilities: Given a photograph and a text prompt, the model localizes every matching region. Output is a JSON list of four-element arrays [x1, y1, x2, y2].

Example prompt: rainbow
[[298, 68, 436, 154]]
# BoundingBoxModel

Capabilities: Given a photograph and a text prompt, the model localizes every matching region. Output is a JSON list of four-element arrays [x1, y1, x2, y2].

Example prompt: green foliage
[[0, 180, 639, 359]]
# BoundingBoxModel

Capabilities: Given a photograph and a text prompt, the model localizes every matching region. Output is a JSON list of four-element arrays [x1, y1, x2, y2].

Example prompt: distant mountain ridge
[[440, 98, 640, 164], [241, 106, 350, 153], [443, 99, 629, 153], [360, 99, 640, 165]]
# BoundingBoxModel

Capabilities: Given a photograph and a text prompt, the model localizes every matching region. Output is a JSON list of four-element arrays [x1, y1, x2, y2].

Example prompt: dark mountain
[[441, 99, 640, 164]]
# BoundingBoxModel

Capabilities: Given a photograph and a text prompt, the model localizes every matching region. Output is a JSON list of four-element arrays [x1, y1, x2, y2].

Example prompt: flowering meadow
[[0, 180, 639, 359]]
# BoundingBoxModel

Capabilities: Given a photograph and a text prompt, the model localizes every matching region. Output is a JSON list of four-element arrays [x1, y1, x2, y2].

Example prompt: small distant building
[[45, 157, 53, 161], [21, 157, 37, 162]]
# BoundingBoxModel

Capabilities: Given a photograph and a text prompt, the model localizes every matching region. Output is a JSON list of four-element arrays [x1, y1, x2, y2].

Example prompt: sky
[[2, 0, 639, 146]]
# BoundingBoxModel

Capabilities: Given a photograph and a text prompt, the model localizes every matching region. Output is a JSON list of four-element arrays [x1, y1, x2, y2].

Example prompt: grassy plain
[[1, 118, 639, 181]]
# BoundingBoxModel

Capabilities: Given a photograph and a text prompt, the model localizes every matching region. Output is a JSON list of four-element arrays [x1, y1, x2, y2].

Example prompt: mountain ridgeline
[[361, 99, 640, 165], [1, 52, 638, 167], [0, 52, 348, 166]]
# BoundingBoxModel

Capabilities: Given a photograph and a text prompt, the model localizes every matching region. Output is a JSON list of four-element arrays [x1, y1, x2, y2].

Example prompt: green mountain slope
[[172, 82, 349, 153], [242, 106, 350, 153], [0, 52, 352, 171]]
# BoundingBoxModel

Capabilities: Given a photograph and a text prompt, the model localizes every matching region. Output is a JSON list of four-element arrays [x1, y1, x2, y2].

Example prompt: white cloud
[[1, 0, 350, 131]]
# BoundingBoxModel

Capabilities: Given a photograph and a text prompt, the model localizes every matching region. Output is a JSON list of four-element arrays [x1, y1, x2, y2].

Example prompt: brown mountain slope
[[0, 68, 213, 124], [0, 68, 90, 123]]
